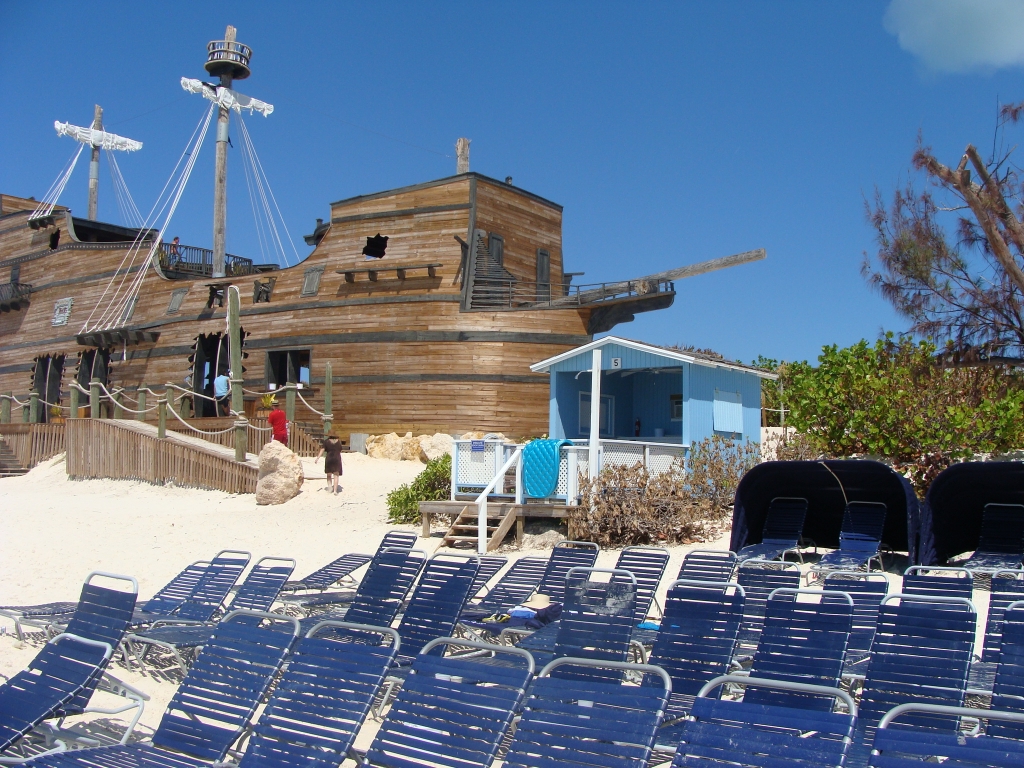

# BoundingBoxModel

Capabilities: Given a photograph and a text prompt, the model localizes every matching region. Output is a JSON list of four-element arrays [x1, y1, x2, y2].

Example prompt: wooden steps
[[442, 504, 518, 551], [0, 437, 27, 478]]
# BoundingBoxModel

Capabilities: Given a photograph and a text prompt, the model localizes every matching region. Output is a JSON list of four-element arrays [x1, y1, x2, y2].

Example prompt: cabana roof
[[730, 459, 920, 558], [920, 461, 1024, 565], [530, 335, 778, 379]]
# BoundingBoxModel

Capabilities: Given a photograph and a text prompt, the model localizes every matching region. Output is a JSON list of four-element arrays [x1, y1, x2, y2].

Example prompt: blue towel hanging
[[522, 439, 572, 498]]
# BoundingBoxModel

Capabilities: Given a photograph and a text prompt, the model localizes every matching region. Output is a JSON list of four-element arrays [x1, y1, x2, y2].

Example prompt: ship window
[[31, 354, 65, 423], [301, 266, 325, 297], [536, 249, 550, 301], [76, 348, 110, 389], [488, 234, 504, 268], [253, 276, 276, 304], [267, 349, 311, 389], [167, 288, 189, 314], [11, 264, 20, 283]]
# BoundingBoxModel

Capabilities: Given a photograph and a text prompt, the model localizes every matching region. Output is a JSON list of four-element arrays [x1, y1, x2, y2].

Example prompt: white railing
[[452, 437, 688, 506], [474, 447, 523, 554]]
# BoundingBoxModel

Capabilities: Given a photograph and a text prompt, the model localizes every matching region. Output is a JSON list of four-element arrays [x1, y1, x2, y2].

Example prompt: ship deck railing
[[158, 243, 257, 278], [470, 276, 675, 310]]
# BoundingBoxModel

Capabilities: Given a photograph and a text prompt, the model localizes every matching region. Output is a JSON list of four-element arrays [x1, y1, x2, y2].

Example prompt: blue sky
[[4, 1, 1024, 364]]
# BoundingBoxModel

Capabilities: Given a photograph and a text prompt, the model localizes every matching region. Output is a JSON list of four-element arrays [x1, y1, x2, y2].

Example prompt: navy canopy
[[730, 460, 920, 560], [918, 461, 1024, 566]]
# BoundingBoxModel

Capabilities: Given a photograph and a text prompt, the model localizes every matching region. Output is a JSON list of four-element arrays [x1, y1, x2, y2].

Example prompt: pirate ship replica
[[0, 26, 763, 441]]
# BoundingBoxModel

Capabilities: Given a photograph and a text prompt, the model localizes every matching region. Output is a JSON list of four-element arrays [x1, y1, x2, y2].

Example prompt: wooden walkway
[[0, 423, 66, 471], [67, 418, 259, 494]]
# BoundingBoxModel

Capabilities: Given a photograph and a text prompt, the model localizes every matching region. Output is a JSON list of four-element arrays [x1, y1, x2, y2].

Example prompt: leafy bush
[[386, 453, 452, 524], [781, 335, 1024, 493], [569, 436, 758, 546]]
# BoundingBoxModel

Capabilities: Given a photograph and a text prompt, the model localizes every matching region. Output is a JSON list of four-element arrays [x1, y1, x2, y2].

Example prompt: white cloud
[[884, 0, 1024, 73]]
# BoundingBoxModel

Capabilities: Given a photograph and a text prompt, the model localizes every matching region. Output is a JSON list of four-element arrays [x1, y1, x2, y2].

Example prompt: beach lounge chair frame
[[677, 549, 737, 583], [503, 657, 672, 768], [822, 570, 889, 673], [533, 540, 600, 603], [870, 703, 1024, 766], [809, 501, 888, 580], [616, 545, 670, 621], [963, 503, 1024, 574], [670, 674, 858, 767], [359, 637, 535, 768], [735, 496, 809, 564], [734, 557, 802, 654], [901, 565, 974, 602], [279, 530, 417, 594]]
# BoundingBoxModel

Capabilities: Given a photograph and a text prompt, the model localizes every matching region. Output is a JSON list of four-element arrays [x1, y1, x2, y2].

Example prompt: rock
[[401, 433, 425, 462], [256, 440, 304, 505], [521, 530, 566, 550], [419, 433, 454, 461], [366, 432, 405, 461]]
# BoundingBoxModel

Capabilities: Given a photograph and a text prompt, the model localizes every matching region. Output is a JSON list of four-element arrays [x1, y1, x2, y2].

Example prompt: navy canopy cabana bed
[[918, 461, 1024, 566], [730, 460, 920, 561]]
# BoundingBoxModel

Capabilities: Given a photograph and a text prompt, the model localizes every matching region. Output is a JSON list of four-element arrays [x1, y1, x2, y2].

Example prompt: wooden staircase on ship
[[0, 437, 27, 478], [442, 504, 518, 551]]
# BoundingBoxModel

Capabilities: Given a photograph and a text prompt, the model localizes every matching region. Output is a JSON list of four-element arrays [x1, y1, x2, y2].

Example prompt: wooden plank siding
[[0, 175, 594, 440]]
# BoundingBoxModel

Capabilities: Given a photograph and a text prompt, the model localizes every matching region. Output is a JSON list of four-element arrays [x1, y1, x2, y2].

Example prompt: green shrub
[[386, 453, 452, 524]]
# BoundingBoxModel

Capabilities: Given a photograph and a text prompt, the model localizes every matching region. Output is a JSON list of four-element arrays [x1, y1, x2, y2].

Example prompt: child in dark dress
[[318, 434, 343, 494]]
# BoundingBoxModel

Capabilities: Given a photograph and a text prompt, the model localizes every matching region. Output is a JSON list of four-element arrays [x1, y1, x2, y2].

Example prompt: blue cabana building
[[530, 336, 775, 446]]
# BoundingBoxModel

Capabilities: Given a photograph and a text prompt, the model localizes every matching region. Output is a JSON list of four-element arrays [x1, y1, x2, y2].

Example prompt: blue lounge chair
[[646, 579, 745, 748], [533, 540, 600, 602], [21, 611, 300, 768], [869, 704, 1024, 766], [280, 530, 417, 593], [970, 572, 1024, 695], [963, 503, 1024, 573], [735, 558, 802, 652], [503, 658, 671, 768], [459, 557, 547, 622], [735, 496, 808, 563], [901, 565, 974, 602], [124, 557, 297, 673], [130, 549, 251, 628], [467, 555, 507, 600], [987, 602, 1024, 740], [743, 588, 854, 712], [823, 570, 889, 671], [616, 545, 670, 622], [671, 675, 858, 768], [677, 549, 737, 582], [238, 620, 399, 768], [362, 638, 534, 768], [811, 501, 887, 577], [390, 554, 480, 666], [519, 568, 638, 679], [304, 548, 427, 633], [0, 573, 138, 759], [848, 593, 977, 768]]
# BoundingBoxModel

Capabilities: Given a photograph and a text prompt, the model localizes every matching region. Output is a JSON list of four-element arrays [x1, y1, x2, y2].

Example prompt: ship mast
[[205, 25, 251, 278], [87, 105, 102, 220]]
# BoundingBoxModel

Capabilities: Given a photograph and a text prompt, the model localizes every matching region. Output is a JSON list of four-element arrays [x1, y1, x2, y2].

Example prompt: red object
[[267, 409, 287, 443]]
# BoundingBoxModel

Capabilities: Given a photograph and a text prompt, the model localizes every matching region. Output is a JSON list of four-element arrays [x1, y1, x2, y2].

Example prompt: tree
[[781, 335, 1024, 492], [864, 103, 1024, 359]]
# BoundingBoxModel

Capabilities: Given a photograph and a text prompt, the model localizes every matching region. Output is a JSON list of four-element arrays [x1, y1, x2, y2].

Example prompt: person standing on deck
[[214, 370, 231, 416], [267, 399, 288, 444]]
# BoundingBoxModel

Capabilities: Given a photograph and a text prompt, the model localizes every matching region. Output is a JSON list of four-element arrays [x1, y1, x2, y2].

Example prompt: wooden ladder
[[443, 504, 517, 551]]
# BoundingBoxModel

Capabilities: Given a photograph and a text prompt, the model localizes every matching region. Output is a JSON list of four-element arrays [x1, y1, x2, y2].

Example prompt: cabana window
[[713, 389, 742, 435], [579, 392, 613, 437]]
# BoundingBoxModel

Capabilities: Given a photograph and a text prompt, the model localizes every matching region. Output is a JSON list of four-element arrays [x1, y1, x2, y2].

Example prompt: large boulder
[[256, 440, 304, 505], [366, 432, 406, 461], [419, 433, 454, 461]]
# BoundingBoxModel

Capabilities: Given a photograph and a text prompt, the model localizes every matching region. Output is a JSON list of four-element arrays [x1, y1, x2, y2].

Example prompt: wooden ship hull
[[0, 174, 678, 440]]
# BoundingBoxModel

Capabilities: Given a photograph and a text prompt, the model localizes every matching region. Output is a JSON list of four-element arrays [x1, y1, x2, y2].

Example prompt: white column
[[588, 348, 602, 478]]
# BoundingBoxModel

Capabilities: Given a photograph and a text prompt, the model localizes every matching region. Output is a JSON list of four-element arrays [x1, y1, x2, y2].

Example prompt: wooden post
[[227, 286, 247, 462], [158, 391, 167, 438], [29, 392, 39, 424], [21, 396, 31, 423], [69, 385, 79, 419], [1, 393, 11, 423], [87, 105, 103, 221], [323, 361, 333, 435], [90, 380, 100, 419], [211, 26, 236, 279], [165, 382, 176, 422], [112, 389, 123, 419], [285, 383, 296, 426], [137, 387, 147, 421]]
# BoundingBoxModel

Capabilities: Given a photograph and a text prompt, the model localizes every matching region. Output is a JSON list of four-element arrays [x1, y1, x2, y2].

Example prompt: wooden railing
[[66, 419, 257, 494], [0, 423, 66, 468], [172, 417, 324, 457]]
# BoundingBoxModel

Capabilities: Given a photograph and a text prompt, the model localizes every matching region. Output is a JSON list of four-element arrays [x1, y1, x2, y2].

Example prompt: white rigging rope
[[238, 115, 301, 267], [239, 134, 270, 264], [29, 144, 84, 221], [82, 104, 215, 333], [105, 149, 144, 228]]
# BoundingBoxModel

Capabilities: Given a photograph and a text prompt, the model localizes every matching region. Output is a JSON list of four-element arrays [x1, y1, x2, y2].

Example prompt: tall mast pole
[[212, 25, 236, 278], [87, 105, 103, 220]]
